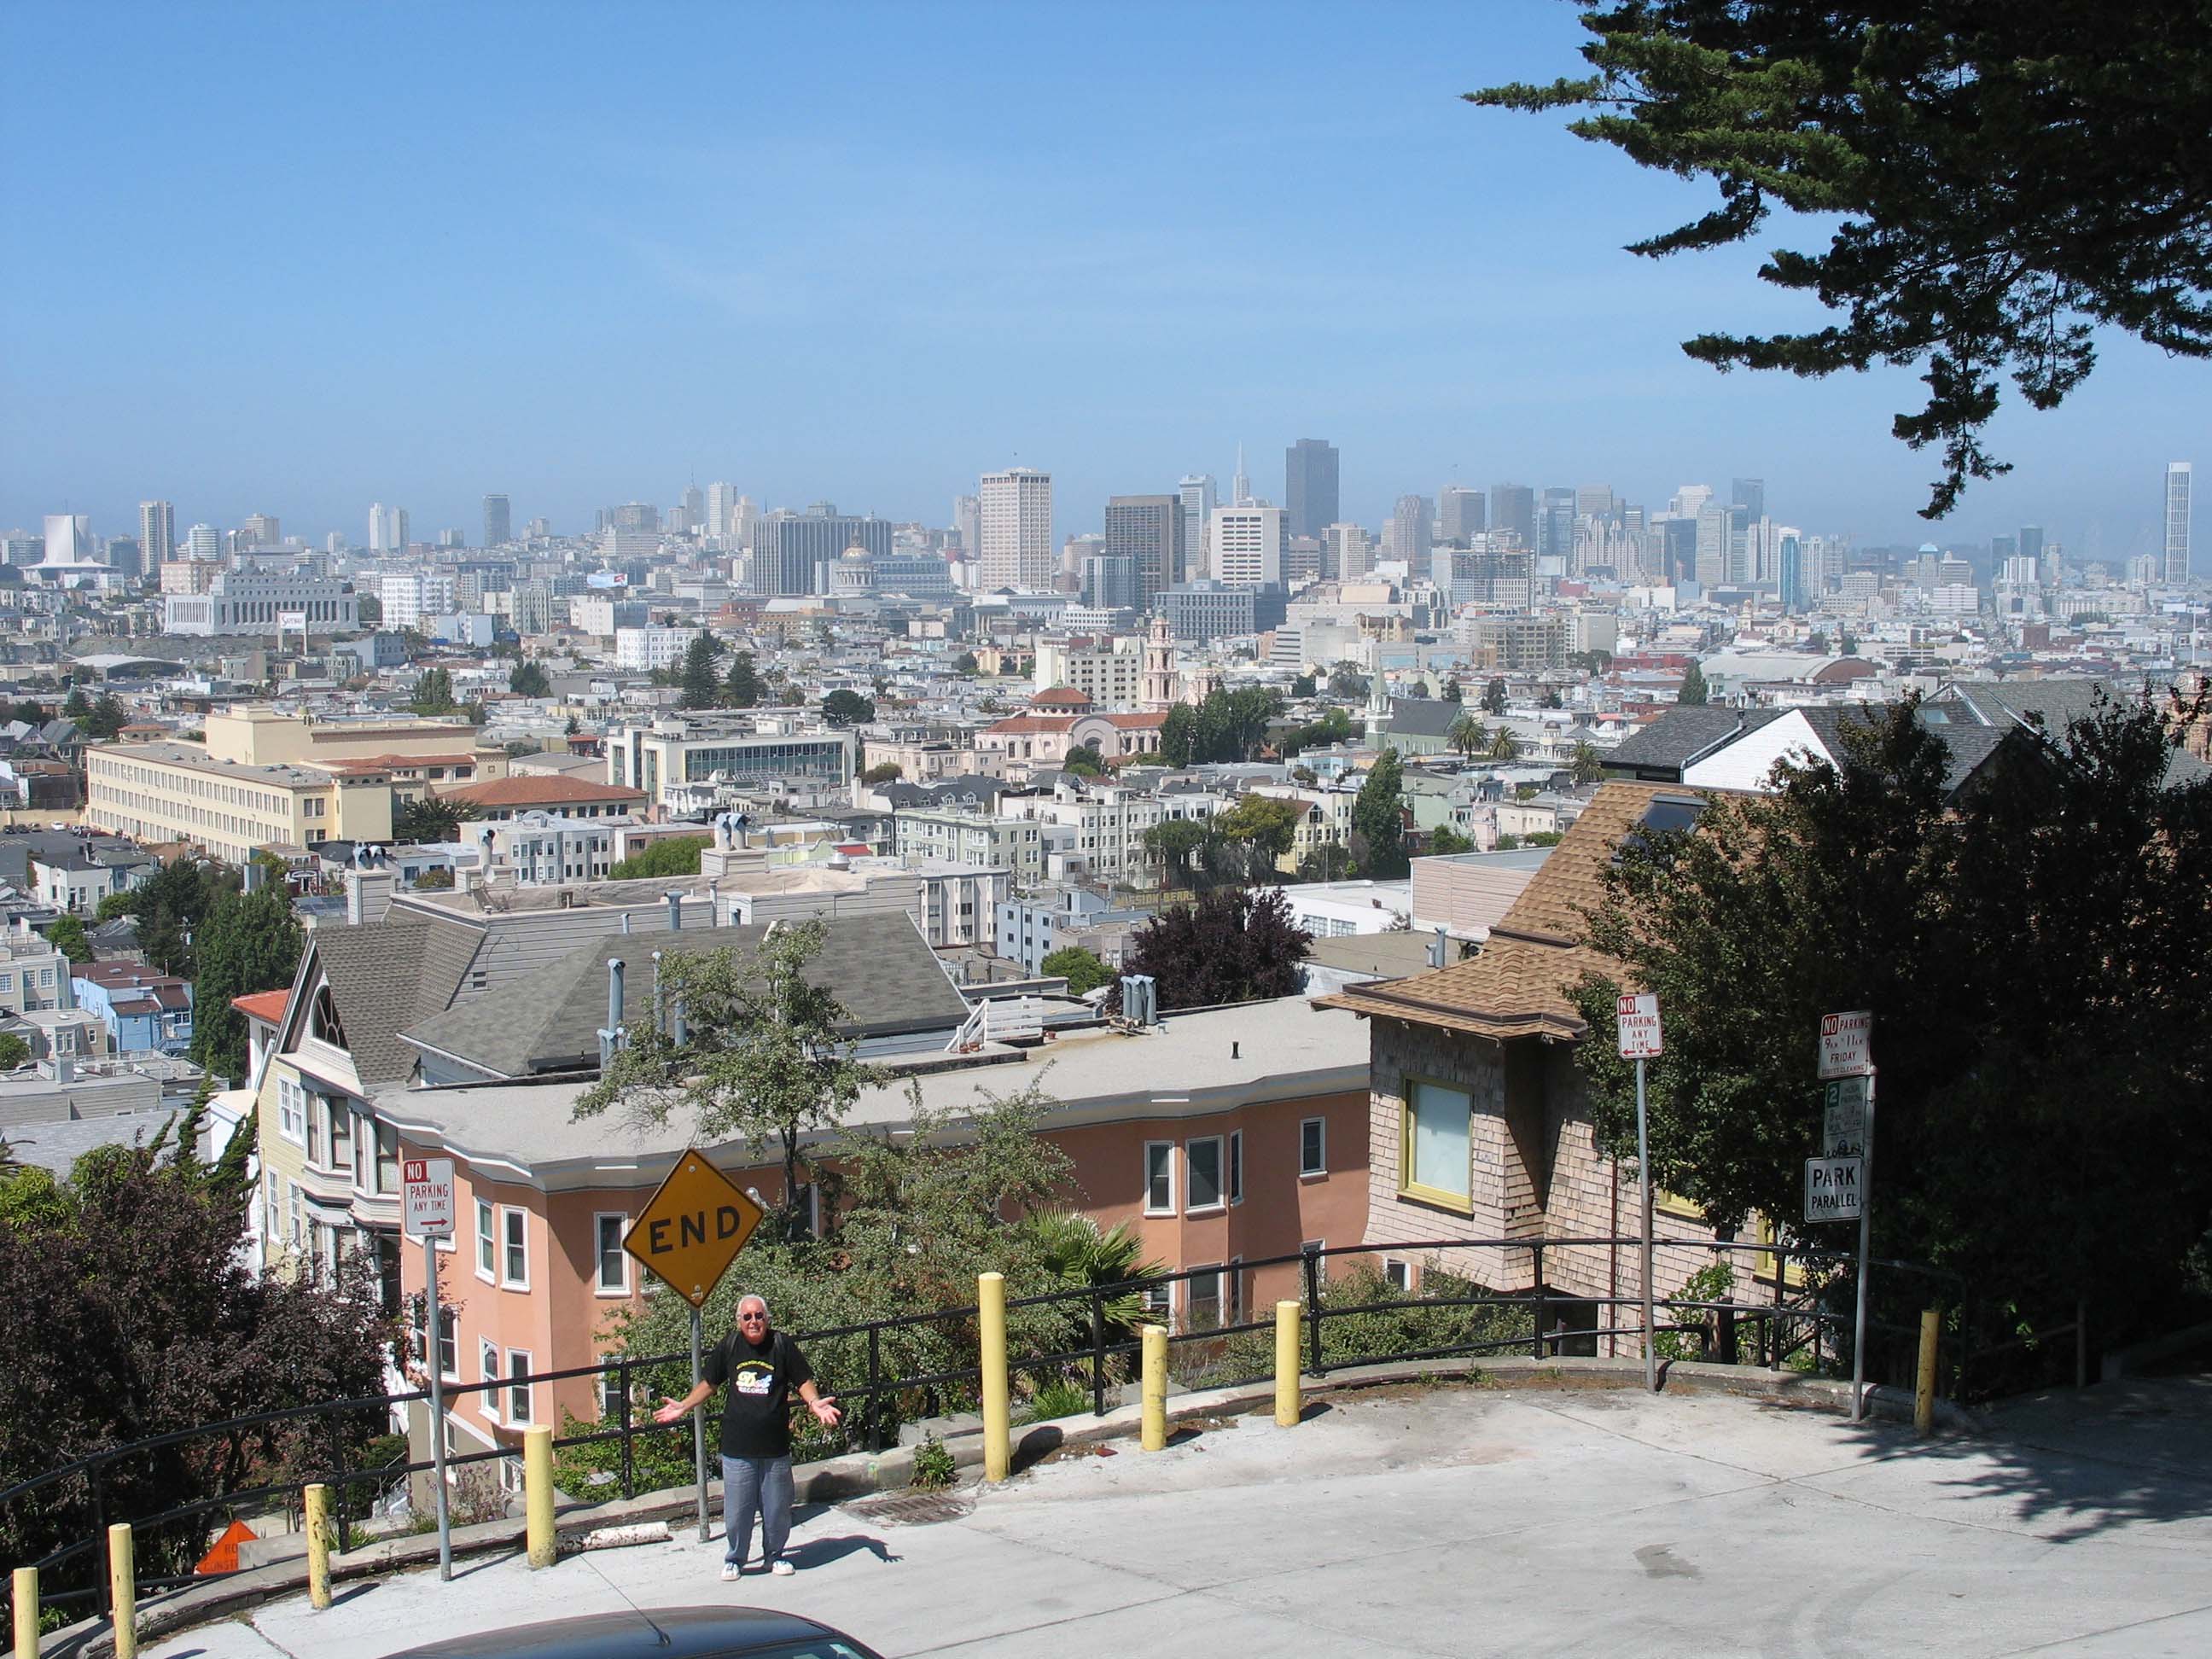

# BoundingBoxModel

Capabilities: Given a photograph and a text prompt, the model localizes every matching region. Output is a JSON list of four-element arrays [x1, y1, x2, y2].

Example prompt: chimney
[[650, 949, 665, 1035], [1429, 925, 1448, 969], [666, 890, 682, 931], [608, 957, 626, 1029], [345, 868, 394, 925], [620, 911, 632, 934]]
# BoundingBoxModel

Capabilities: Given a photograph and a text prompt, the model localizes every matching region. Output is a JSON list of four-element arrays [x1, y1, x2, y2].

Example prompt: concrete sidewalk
[[143, 1381, 2212, 1659]]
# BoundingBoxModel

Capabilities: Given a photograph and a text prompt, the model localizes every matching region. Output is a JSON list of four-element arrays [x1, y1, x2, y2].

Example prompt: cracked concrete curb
[[42, 1354, 1978, 1656]]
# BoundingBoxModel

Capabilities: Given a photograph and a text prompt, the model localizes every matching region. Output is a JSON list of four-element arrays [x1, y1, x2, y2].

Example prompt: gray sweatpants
[[720, 1454, 795, 1567]]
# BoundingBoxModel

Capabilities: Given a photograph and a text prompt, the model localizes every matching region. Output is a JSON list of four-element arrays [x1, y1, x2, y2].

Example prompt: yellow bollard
[[107, 1523, 136, 1659], [15, 1566, 39, 1659], [305, 1482, 332, 1610], [978, 1272, 1010, 1483], [1274, 1301, 1301, 1428], [1140, 1324, 1167, 1451], [1914, 1307, 1941, 1435], [524, 1426, 556, 1568]]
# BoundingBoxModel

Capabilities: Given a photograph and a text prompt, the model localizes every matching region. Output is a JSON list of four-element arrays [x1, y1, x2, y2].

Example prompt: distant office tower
[[1535, 487, 1575, 563], [1490, 483, 1535, 550], [484, 494, 512, 547], [754, 506, 894, 597], [1103, 495, 1185, 602], [1178, 475, 1218, 567], [1389, 495, 1435, 577], [1209, 504, 1284, 587], [1660, 517, 1699, 585], [1437, 486, 1485, 545], [1731, 478, 1766, 521], [952, 493, 982, 556], [103, 537, 143, 579], [186, 523, 222, 561], [140, 500, 176, 565], [2167, 462, 2192, 583], [704, 482, 736, 539], [1081, 554, 1139, 611], [1695, 501, 1754, 586], [368, 503, 410, 552], [1231, 445, 1252, 509], [1575, 485, 1615, 522], [43, 515, 93, 563], [1326, 522, 1370, 581], [1284, 439, 1339, 541], [978, 468, 1053, 590], [679, 484, 704, 535], [1778, 533, 1807, 613], [240, 513, 280, 547], [614, 502, 659, 534]]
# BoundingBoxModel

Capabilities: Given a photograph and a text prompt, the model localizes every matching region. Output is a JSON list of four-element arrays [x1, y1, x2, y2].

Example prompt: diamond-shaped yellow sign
[[623, 1148, 765, 1308]]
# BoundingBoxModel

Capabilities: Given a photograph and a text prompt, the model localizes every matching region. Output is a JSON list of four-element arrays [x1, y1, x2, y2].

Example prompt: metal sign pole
[[424, 1236, 452, 1580], [1637, 1055, 1655, 1392], [690, 1307, 709, 1542], [1850, 1067, 1877, 1423]]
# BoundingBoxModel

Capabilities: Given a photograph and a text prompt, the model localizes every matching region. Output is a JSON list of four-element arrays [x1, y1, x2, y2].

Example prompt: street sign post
[[1816, 1011, 1877, 1421], [1617, 993, 1662, 1391], [1804, 1155, 1863, 1222], [624, 1151, 766, 1541], [401, 1158, 457, 1580]]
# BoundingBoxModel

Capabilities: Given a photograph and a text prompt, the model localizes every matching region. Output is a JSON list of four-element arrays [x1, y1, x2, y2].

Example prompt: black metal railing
[[2, 1231, 1988, 1625]]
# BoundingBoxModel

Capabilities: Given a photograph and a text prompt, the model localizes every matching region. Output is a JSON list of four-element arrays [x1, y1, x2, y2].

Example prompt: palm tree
[[1447, 713, 1488, 760], [1569, 741, 1606, 785], [1018, 1208, 1167, 1342], [1487, 728, 1522, 763]]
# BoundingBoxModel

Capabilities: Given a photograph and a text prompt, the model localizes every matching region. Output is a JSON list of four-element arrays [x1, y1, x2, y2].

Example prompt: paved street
[[144, 1378, 2212, 1659]]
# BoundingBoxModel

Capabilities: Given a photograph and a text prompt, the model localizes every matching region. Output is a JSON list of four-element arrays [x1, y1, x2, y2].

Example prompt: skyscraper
[[1389, 495, 1435, 578], [1731, 478, 1766, 521], [1489, 483, 1535, 550], [240, 513, 281, 547], [1326, 522, 1370, 581], [1778, 533, 1807, 613], [1284, 439, 1339, 541], [186, 523, 222, 561], [140, 499, 175, 565], [704, 482, 736, 540], [1231, 445, 1252, 509], [1103, 495, 1185, 603], [368, 504, 410, 552], [754, 507, 894, 597], [1538, 488, 1575, 562], [952, 494, 981, 558], [978, 468, 1053, 590], [1437, 486, 1485, 545], [679, 484, 704, 535], [1177, 475, 1217, 571], [484, 494, 512, 547], [1209, 504, 1284, 587], [42, 515, 94, 563], [2166, 462, 2192, 584]]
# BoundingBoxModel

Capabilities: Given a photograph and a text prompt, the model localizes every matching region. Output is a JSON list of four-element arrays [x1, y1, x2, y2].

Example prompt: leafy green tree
[[1447, 713, 1488, 759], [1569, 741, 1606, 786], [1279, 707, 1354, 757], [1142, 818, 1213, 890], [678, 633, 723, 711], [0, 1034, 28, 1070], [188, 886, 304, 1085], [82, 694, 127, 740], [61, 688, 90, 720], [1570, 692, 2212, 1370], [861, 761, 904, 785], [44, 915, 91, 965], [1327, 664, 1370, 700], [1041, 946, 1115, 996], [393, 794, 478, 845], [1442, 677, 1464, 704], [114, 858, 230, 978], [1351, 748, 1409, 878], [574, 921, 880, 1242], [1481, 677, 1508, 715], [409, 667, 458, 714], [1429, 825, 1476, 856], [1214, 793, 1304, 866], [1290, 672, 1318, 699], [1472, 5, 2212, 517], [820, 689, 876, 727], [355, 592, 382, 626], [723, 650, 762, 708], [1158, 704, 1196, 767], [1839, 630, 1859, 655], [606, 835, 707, 880], [1678, 662, 1709, 706], [1062, 742, 1106, 777], [508, 659, 550, 697], [1540, 688, 1564, 710], [953, 651, 979, 676], [1122, 887, 1312, 1010]]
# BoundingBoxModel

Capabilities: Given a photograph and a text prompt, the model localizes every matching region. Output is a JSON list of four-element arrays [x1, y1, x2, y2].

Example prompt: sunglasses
[[738, 1313, 767, 1323]]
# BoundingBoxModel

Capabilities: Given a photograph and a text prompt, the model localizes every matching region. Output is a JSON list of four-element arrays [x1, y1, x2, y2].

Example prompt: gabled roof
[[1317, 782, 1684, 1041], [1384, 698, 1464, 741], [398, 911, 969, 1080], [231, 988, 290, 1026], [307, 913, 481, 1085], [1603, 706, 1767, 775]]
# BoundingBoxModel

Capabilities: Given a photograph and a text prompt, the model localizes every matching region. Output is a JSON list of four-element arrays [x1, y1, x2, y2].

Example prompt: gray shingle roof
[[1604, 706, 1762, 774], [313, 915, 480, 1085], [1384, 698, 1464, 741], [399, 911, 968, 1079]]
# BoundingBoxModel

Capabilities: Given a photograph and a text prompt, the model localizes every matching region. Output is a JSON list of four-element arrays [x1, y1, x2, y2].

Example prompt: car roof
[[378, 1606, 853, 1659]]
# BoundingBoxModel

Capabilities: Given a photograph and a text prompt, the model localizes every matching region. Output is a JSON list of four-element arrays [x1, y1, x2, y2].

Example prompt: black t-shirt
[[702, 1328, 813, 1458]]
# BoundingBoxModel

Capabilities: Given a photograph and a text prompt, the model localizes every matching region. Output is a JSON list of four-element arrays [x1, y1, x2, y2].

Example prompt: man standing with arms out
[[655, 1294, 841, 1578]]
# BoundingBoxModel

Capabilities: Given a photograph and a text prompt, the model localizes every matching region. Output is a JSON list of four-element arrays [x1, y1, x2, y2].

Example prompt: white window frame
[[1185, 1136, 1225, 1214], [594, 1214, 631, 1296], [1142, 1141, 1174, 1217], [1300, 1116, 1327, 1179], [506, 1348, 533, 1426], [1384, 1258, 1412, 1293], [479, 1341, 501, 1423], [500, 1207, 529, 1289], [474, 1198, 497, 1282], [276, 1075, 306, 1146], [1187, 1262, 1223, 1330], [1227, 1130, 1243, 1206]]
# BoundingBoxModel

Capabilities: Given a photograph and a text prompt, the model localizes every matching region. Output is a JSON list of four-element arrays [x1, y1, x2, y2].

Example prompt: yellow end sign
[[623, 1149, 765, 1308]]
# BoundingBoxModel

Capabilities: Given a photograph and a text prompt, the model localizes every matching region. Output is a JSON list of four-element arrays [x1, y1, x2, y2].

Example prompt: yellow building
[[85, 707, 510, 860]]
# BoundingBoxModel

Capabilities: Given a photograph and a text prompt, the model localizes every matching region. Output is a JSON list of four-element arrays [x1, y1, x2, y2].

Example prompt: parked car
[[378, 1608, 883, 1659]]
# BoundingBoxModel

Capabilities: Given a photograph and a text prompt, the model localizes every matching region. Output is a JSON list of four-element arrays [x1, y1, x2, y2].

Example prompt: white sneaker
[[719, 1562, 741, 1582], [770, 1559, 795, 1576]]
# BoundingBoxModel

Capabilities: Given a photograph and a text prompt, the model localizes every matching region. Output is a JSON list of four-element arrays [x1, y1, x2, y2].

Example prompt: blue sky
[[4, 1, 2202, 559]]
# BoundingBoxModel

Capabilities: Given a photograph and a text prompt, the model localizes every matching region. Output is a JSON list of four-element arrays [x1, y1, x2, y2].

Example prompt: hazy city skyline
[[4, 2, 2203, 556]]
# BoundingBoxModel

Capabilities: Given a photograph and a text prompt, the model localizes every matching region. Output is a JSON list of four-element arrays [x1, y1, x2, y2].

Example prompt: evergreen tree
[[1678, 662, 1709, 706], [188, 886, 304, 1086], [409, 667, 457, 714], [1442, 678, 1464, 703], [1352, 748, 1410, 877], [1481, 677, 1509, 715], [678, 633, 723, 711], [508, 660, 550, 697], [44, 915, 91, 965], [820, 690, 876, 727], [723, 650, 762, 708]]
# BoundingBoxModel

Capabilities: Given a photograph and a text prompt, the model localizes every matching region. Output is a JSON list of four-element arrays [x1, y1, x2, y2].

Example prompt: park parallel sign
[[624, 1148, 765, 1307], [1805, 1155, 1863, 1223]]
